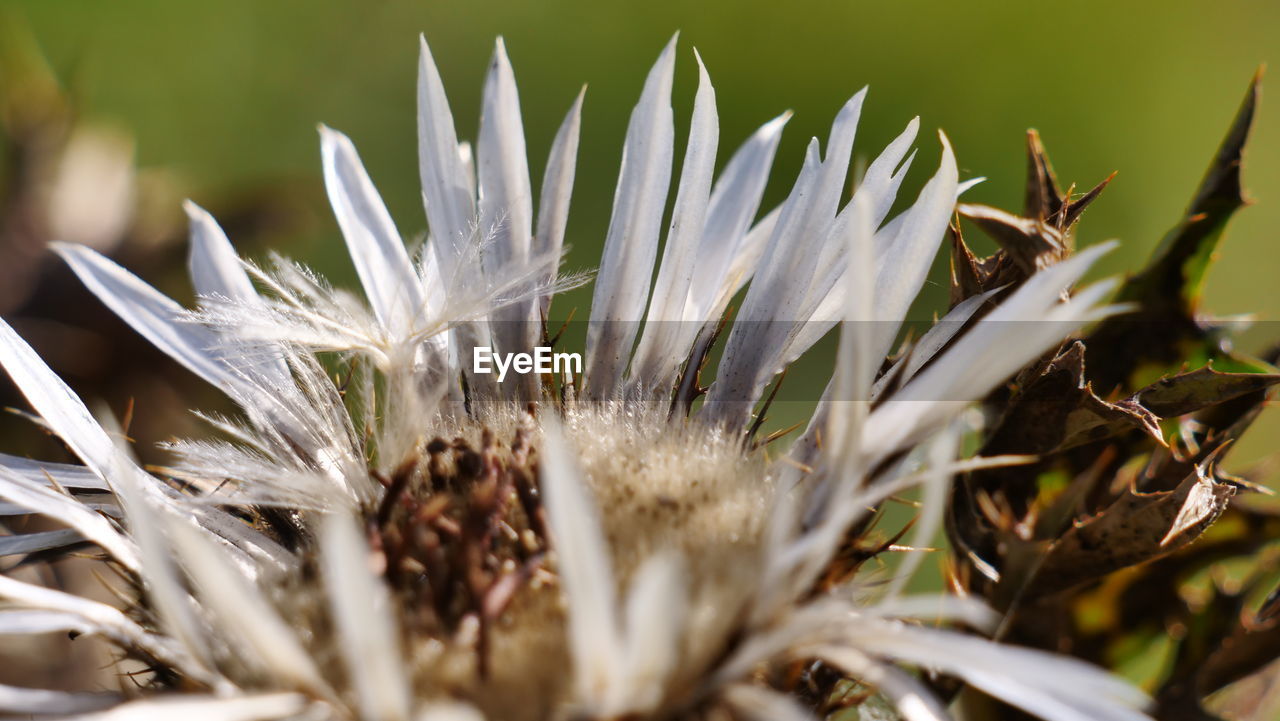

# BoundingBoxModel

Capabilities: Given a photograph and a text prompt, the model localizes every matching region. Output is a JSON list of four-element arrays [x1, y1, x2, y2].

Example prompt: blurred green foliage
[[3, 0, 1278, 459]]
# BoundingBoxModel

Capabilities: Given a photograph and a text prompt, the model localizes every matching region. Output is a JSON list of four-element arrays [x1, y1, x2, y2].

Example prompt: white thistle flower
[[0, 34, 1152, 721]]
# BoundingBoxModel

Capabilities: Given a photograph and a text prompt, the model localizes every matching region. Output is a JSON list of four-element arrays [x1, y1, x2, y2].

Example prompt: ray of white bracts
[[754, 242, 1127, 629], [0, 319, 410, 718], [701, 119, 956, 431], [53, 237, 368, 507], [581, 36, 677, 399], [418, 36, 583, 403]]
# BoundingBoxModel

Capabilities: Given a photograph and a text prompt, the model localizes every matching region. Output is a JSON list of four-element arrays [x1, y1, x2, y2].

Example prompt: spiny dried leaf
[[948, 221, 1020, 306], [1031, 363, 1280, 459], [956, 203, 1069, 275], [1024, 128, 1066, 222], [1023, 129, 1114, 230], [1025, 467, 1235, 598], [980, 342, 1163, 462], [1131, 70, 1257, 305], [1136, 365, 1280, 418], [1139, 383, 1272, 494], [948, 131, 1113, 307], [1085, 71, 1262, 392]]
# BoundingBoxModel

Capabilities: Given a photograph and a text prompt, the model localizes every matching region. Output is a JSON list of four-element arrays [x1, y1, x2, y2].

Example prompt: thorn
[[120, 397, 135, 437], [747, 366, 788, 444]]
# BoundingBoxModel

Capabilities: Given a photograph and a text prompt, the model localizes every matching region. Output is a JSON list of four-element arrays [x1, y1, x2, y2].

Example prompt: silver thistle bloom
[[0, 34, 1152, 721]]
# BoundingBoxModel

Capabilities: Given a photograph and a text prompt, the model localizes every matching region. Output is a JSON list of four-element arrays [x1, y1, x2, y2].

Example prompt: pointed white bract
[[538, 419, 626, 707], [53, 242, 242, 394], [0, 528, 83, 556], [702, 89, 881, 427], [322, 125, 428, 340], [168, 518, 330, 696], [865, 132, 959, 361], [865, 242, 1123, 458], [186, 201, 294, 385], [479, 39, 539, 398], [629, 51, 718, 395], [0, 466, 138, 567], [540, 420, 690, 716], [535, 89, 585, 316], [0, 32, 1158, 721], [686, 114, 788, 321], [0, 684, 118, 716], [0, 573, 200, 678], [320, 512, 412, 721], [584, 36, 677, 399], [418, 35, 477, 278], [63, 693, 309, 721]]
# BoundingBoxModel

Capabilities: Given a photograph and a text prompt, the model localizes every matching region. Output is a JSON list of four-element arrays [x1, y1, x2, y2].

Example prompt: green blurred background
[[1, 0, 1278, 454]]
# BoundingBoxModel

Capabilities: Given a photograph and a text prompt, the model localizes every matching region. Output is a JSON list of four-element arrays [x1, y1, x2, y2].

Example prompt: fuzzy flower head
[[0, 35, 1150, 721]]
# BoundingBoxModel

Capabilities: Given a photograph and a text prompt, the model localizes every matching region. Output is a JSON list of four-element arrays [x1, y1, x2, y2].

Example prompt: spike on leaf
[[1085, 71, 1267, 392]]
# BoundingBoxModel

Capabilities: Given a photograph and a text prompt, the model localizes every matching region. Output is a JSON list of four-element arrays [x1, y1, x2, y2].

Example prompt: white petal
[[0, 608, 96, 636], [478, 37, 534, 278], [703, 140, 822, 425], [690, 112, 789, 321], [184, 200, 292, 384], [0, 468, 138, 567], [0, 574, 193, 675], [857, 117, 920, 225], [0, 499, 117, 517], [868, 131, 959, 361], [884, 425, 961, 599], [185, 201, 257, 303], [0, 318, 221, 670], [866, 242, 1119, 458], [853, 623, 1151, 721], [0, 528, 84, 556], [621, 553, 687, 711], [760, 91, 867, 321], [418, 34, 477, 278], [0, 453, 107, 490], [167, 518, 331, 697], [534, 88, 585, 313], [58, 245, 339, 466], [320, 125, 426, 337], [812, 647, 951, 721], [711, 204, 782, 316], [0, 321, 175, 510], [894, 286, 1004, 386], [825, 191, 877, 472], [0, 684, 118, 716], [790, 284, 1003, 475], [478, 38, 538, 392], [64, 693, 308, 721], [630, 50, 719, 392], [95, 406, 219, 677], [584, 35, 677, 399], [320, 512, 412, 721], [705, 87, 865, 424], [52, 243, 238, 395], [539, 418, 625, 706], [868, 593, 999, 631]]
